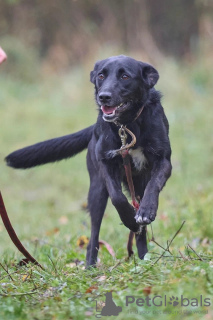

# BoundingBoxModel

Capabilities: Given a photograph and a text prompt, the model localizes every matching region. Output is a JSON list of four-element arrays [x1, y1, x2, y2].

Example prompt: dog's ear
[[90, 70, 96, 84], [90, 61, 101, 84], [140, 62, 159, 88]]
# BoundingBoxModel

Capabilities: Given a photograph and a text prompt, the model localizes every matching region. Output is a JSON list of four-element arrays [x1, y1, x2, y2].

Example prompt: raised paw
[[135, 206, 157, 225]]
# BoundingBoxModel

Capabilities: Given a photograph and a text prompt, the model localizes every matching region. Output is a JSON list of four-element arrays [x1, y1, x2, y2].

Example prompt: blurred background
[[0, 0, 213, 261], [0, 0, 213, 74]]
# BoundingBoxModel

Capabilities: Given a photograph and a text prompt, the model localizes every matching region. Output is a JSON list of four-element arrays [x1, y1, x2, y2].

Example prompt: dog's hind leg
[[86, 171, 108, 267]]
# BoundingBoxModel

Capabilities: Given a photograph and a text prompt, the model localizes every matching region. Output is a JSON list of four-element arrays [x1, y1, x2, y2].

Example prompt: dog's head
[[90, 55, 159, 124]]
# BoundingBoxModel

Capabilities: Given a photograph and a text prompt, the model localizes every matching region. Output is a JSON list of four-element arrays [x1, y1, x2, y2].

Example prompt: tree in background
[[0, 0, 212, 71]]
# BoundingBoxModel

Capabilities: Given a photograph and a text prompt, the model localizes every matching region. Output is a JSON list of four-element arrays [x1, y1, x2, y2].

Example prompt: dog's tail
[[5, 125, 94, 169]]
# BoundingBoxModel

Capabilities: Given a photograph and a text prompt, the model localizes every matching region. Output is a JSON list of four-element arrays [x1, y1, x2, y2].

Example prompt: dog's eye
[[98, 73, 105, 80], [121, 74, 130, 80]]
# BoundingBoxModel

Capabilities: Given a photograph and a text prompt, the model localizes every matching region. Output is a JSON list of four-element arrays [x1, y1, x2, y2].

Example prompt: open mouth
[[101, 103, 128, 121]]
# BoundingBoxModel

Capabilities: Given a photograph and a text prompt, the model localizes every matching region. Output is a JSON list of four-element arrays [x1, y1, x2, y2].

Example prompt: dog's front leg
[[135, 158, 172, 225], [100, 161, 139, 232]]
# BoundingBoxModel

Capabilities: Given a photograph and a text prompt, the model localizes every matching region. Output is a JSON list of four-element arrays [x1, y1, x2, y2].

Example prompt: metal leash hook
[[116, 125, 137, 154], [118, 126, 127, 147]]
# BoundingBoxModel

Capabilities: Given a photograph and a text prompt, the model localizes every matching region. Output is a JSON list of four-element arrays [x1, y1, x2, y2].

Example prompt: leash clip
[[118, 126, 127, 147]]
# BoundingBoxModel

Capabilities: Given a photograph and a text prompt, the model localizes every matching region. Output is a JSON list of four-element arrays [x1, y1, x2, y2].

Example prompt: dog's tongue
[[101, 105, 116, 115]]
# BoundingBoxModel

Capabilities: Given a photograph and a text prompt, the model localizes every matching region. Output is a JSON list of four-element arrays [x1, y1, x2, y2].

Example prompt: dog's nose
[[99, 92, 112, 104]]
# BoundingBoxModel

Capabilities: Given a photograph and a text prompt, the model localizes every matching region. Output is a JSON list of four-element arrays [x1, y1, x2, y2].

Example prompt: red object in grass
[[0, 192, 43, 269]]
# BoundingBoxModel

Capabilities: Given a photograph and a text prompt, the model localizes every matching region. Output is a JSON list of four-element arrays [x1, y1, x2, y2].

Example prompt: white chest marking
[[129, 147, 147, 171]]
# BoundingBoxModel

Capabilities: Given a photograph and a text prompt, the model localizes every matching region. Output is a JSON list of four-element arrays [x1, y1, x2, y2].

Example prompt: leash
[[115, 106, 145, 257], [0, 192, 43, 269], [118, 126, 139, 210], [118, 127, 141, 257]]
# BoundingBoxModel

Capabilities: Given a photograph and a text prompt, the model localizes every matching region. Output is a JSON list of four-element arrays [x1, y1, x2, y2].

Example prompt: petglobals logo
[[126, 295, 211, 308], [94, 291, 122, 318], [92, 293, 211, 318]]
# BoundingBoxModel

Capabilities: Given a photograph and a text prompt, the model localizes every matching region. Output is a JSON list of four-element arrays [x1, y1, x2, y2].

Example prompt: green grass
[[0, 56, 213, 319]]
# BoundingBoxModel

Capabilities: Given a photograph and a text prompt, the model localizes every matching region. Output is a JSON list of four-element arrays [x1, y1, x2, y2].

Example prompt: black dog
[[5, 55, 172, 267]]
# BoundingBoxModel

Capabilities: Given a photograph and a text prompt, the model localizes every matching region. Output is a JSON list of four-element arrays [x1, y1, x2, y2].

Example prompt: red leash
[[121, 149, 140, 210], [0, 192, 43, 269], [120, 149, 140, 258], [117, 125, 143, 258]]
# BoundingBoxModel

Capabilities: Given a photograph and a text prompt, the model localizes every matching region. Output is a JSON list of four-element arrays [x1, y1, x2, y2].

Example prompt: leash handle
[[0, 192, 43, 269]]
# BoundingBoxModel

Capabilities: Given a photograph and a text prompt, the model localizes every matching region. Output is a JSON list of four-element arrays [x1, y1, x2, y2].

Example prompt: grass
[[0, 55, 213, 319]]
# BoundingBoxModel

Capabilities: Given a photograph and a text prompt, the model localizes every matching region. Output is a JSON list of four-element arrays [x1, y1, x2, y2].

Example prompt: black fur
[[6, 126, 94, 168], [5, 55, 172, 267]]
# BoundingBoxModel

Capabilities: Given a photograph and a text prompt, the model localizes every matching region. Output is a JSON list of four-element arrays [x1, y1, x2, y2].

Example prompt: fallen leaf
[[77, 235, 89, 248], [59, 216, 68, 225], [85, 285, 98, 293], [22, 274, 30, 281], [54, 296, 62, 301], [99, 240, 115, 257], [143, 286, 152, 295], [46, 227, 60, 236], [66, 263, 77, 268], [97, 275, 107, 282]]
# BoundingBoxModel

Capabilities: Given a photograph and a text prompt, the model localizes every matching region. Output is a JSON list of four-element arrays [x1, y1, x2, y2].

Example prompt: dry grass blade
[[0, 263, 14, 282], [187, 244, 204, 261], [152, 221, 186, 265]]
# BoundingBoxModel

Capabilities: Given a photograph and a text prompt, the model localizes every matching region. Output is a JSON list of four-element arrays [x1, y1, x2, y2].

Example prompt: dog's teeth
[[117, 103, 123, 109]]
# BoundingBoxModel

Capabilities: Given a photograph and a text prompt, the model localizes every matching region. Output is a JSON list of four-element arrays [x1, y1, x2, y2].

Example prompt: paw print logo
[[169, 296, 179, 307]]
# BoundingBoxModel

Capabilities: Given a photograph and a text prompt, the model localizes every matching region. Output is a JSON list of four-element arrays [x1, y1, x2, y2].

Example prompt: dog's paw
[[135, 206, 156, 225]]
